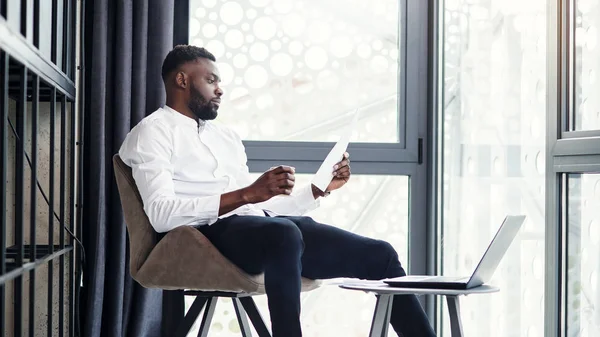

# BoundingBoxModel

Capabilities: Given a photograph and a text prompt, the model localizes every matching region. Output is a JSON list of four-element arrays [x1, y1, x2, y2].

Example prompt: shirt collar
[[163, 105, 207, 129]]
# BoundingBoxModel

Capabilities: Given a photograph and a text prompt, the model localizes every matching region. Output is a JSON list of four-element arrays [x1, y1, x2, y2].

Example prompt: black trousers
[[198, 215, 436, 337]]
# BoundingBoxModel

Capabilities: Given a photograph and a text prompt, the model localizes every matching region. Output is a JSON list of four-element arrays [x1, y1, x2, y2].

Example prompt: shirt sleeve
[[230, 130, 320, 216], [118, 121, 220, 233]]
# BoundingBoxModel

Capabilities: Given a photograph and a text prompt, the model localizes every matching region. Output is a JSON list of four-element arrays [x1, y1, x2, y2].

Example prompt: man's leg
[[282, 216, 437, 337], [197, 215, 305, 337]]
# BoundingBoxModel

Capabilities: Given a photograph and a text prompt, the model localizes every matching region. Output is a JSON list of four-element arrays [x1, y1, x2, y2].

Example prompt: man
[[119, 45, 436, 337]]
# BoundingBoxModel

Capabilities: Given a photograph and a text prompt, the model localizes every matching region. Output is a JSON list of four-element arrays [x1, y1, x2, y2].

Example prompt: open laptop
[[384, 215, 526, 290]]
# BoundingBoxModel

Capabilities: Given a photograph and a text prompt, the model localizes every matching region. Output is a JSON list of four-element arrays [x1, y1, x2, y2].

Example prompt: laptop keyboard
[[429, 276, 469, 282]]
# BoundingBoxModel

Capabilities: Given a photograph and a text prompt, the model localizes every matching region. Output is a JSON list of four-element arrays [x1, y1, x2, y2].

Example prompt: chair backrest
[[112, 154, 158, 278]]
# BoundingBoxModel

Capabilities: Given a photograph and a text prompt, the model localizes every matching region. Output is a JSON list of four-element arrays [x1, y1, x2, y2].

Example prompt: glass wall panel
[[566, 173, 600, 337], [440, 1, 546, 336], [574, 0, 600, 130], [189, 0, 402, 143]]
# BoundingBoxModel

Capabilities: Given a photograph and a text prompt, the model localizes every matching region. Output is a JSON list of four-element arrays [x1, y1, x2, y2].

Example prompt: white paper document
[[311, 109, 360, 192], [323, 278, 387, 287]]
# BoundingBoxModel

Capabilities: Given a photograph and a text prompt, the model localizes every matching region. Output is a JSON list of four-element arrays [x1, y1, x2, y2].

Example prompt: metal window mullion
[[560, 174, 568, 336], [545, 0, 562, 334], [51, 0, 58, 64], [28, 74, 39, 337], [73, 1, 85, 334], [561, 129, 600, 139], [62, 0, 69, 75], [396, 0, 407, 148], [58, 95, 67, 337], [247, 160, 421, 176], [0, 50, 8, 337], [428, 0, 443, 328], [408, 167, 427, 276], [68, 100, 76, 337], [567, 0, 576, 131], [560, 0, 571, 136], [545, 171, 563, 337], [33, 0, 40, 48], [244, 142, 419, 163], [19, 0, 28, 35], [14, 64, 28, 337], [47, 87, 56, 337], [566, 0, 572, 132], [404, 0, 428, 153], [69, 0, 76, 81]]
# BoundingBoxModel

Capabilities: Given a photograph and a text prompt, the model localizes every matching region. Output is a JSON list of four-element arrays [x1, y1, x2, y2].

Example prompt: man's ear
[[175, 71, 188, 89]]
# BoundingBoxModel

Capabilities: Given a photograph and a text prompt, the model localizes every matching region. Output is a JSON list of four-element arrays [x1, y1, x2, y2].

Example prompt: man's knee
[[373, 240, 397, 260], [372, 240, 406, 278], [282, 216, 318, 227], [264, 218, 304, 252]]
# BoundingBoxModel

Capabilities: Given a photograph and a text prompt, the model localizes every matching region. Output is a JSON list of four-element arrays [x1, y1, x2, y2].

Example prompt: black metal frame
[[1, 49, 8, 337], [176, 291, 272, 337], [173, 0, 189, 46], [1, 1, 81, 336]]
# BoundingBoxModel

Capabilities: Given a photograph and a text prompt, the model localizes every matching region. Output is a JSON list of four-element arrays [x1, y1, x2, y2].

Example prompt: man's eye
[[207, 79, 214, 84]]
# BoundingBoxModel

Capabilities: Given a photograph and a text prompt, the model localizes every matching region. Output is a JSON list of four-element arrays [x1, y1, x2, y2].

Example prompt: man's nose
[[215, 86, 223, 97]]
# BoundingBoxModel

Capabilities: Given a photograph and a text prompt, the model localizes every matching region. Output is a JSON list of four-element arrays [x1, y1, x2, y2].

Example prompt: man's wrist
[[311, 184, 329, 199], [239, 187, 252, 204]]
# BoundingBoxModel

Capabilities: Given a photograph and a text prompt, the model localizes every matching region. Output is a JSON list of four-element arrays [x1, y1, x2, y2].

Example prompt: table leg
[[446, 296, 464, 337], [369, 294, 392, 337], [381, 295, 393, 337]]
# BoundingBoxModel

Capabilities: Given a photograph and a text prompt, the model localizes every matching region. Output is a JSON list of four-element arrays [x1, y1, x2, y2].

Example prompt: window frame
[[177, 0, 430, 169], [547, 0, 600, 336], [177, 0, 434, 311], [565, 0, 600, 134]]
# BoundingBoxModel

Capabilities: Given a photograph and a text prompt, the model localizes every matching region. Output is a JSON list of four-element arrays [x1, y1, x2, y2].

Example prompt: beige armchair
[[112, 154, 319, 337]]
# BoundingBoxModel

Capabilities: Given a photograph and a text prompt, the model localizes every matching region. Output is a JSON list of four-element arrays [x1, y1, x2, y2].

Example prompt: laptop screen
[[467, 215, 526, 287]]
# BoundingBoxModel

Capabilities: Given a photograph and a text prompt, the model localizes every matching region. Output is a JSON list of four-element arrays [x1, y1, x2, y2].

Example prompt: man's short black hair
[[161, 45, 216, 82]]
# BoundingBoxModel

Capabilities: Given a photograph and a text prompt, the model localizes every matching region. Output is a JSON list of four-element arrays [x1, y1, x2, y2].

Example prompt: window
[[574, 0, 600, 131], [547, 0, 600, 334], [565, 174, 600, 336], [189, 0, 403, 144], [184, 0, 427, 335], [439, 0, 546, 336]]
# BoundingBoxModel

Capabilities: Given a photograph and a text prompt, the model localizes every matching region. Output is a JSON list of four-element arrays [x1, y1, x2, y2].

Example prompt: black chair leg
[[239, 297, 271, 337], [232, 298, 253, 337], [197, 297, 218, 337], [163, 290, 185, 337], [175, 296, 208, 337]]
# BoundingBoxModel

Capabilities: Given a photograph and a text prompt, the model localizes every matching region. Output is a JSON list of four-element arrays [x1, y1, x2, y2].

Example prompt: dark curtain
[[81, 1, 174, 336]]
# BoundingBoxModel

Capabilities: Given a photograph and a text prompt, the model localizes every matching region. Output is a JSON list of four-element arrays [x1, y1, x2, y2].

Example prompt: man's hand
[[327, 152, 351, 191], [312, 152, 351, 197], [242, 165, 296, 203]]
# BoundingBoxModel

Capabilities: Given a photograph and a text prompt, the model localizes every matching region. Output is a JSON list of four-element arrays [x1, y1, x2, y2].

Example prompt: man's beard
[[188, 85, 218, 121]]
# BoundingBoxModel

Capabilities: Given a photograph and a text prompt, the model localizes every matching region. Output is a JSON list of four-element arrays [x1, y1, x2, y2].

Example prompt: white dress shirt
[[118, 106, 320, 233]]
